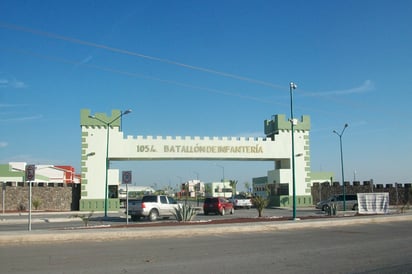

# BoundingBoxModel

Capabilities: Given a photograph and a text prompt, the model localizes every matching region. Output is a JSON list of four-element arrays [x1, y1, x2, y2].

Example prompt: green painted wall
[[271, 195, 313, 207], [80, 198, 120, 211], [0, 164, 23, 177]]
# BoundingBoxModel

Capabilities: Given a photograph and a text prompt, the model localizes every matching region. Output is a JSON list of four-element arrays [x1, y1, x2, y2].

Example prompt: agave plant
[[32, 198, 42, 210], [171, 204, 197, 222], [70, 211, 94, 227]]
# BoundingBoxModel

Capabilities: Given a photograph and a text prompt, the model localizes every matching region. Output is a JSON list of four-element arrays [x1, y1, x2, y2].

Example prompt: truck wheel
[[220, 208, 225, 216], [148, 209, 159, 221]]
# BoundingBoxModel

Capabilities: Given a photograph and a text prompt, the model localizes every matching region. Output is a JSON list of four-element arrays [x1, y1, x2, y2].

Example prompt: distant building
[[204, 181, 233, 198], [0, 162, 79, 186], [118, 185, 155, 199], [180, 179, 205, 198]]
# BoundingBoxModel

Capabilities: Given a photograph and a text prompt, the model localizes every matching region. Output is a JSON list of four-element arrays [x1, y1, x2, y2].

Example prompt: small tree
[[244, 182, 251, 195], [204, 184, 212, 196], [229, 180, 238, 197], [252, 195, 269, 217]]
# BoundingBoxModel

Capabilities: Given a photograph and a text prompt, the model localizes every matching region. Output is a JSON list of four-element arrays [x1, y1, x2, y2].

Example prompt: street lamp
[[333, 123, 349, 211], [193, 171, 200, 206], [86, 152, 96, 157], [194, 171, 199, 180], [215, 164, 225, 182], [89, 109, 132, 218], [289, 82, 298, 220]]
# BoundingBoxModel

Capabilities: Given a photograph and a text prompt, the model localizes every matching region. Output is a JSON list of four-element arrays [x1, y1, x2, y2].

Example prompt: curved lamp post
[[333, 123, 348, 211], [89, 109, 132, 218], [289, 82, 298, 220]]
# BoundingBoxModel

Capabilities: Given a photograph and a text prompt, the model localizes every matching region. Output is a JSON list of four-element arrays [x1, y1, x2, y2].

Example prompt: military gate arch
[[80, 109, 311, 211]]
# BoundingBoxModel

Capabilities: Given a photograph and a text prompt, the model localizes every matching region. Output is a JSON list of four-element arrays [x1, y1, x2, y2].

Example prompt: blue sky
[[1, 1, 411, 191]]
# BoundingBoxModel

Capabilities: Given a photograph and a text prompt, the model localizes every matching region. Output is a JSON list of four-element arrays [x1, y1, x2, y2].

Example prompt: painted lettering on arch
[[162, 145, 263, 154]]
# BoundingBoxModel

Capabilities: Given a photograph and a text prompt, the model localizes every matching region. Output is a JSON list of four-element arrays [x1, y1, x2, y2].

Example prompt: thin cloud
[[0, 114, 43, 122], [12, 80, 28, 88], [0, 141, 8, 148], [0, 72, 28, 89], [304, 80, 374, 97], [81, 55, 93, 64], [77, 55, 93, 66]]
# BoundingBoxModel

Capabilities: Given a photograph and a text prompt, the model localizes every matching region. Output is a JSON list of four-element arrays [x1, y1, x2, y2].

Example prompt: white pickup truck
[[229, 194, 253, 209], [128, 195, 180, 221]]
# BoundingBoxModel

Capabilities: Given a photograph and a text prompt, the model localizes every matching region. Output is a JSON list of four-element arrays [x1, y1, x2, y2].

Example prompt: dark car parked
[[203, 197, 234, 216]]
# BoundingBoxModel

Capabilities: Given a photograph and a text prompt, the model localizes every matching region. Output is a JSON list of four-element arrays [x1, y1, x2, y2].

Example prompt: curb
[[0, 217, 76, 224], [0, 214, 411, 245]]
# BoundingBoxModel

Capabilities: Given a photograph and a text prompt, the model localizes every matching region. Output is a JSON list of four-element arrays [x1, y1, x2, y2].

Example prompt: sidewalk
[[1, 212, 411, 245]]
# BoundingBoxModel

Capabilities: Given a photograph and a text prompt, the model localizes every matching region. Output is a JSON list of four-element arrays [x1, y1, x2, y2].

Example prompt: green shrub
[[17, 203, 26, 212]]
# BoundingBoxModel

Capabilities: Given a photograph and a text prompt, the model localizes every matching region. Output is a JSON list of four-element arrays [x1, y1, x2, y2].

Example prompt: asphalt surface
[[1, 208, 411, 245]]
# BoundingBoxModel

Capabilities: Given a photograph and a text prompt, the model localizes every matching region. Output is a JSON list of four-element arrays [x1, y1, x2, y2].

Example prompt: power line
[[1, 22, 373, 117], [0, 21, 284, 90], [2, 47, 285, 107]]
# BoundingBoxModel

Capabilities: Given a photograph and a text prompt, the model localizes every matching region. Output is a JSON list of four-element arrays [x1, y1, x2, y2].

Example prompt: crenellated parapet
[[80, 109, 122, 128], [264, 114, 311, 138], [126, 135, 272, 142]]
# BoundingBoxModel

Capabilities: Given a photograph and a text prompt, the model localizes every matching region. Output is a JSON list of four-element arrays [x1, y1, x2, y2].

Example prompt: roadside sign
[[25, 165, 35, 181], [122, 170, 132, 225], [122, 171, 132, 184]]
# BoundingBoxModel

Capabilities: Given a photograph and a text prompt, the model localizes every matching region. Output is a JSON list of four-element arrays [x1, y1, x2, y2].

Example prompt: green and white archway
[[80, 109, 311, 211]]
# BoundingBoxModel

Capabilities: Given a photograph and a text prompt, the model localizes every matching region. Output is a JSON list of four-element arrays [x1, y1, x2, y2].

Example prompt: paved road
[[1, 220, 411, 274]]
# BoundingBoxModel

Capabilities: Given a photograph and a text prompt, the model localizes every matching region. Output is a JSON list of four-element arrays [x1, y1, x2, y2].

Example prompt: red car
[[203, 197, 234, 216]]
